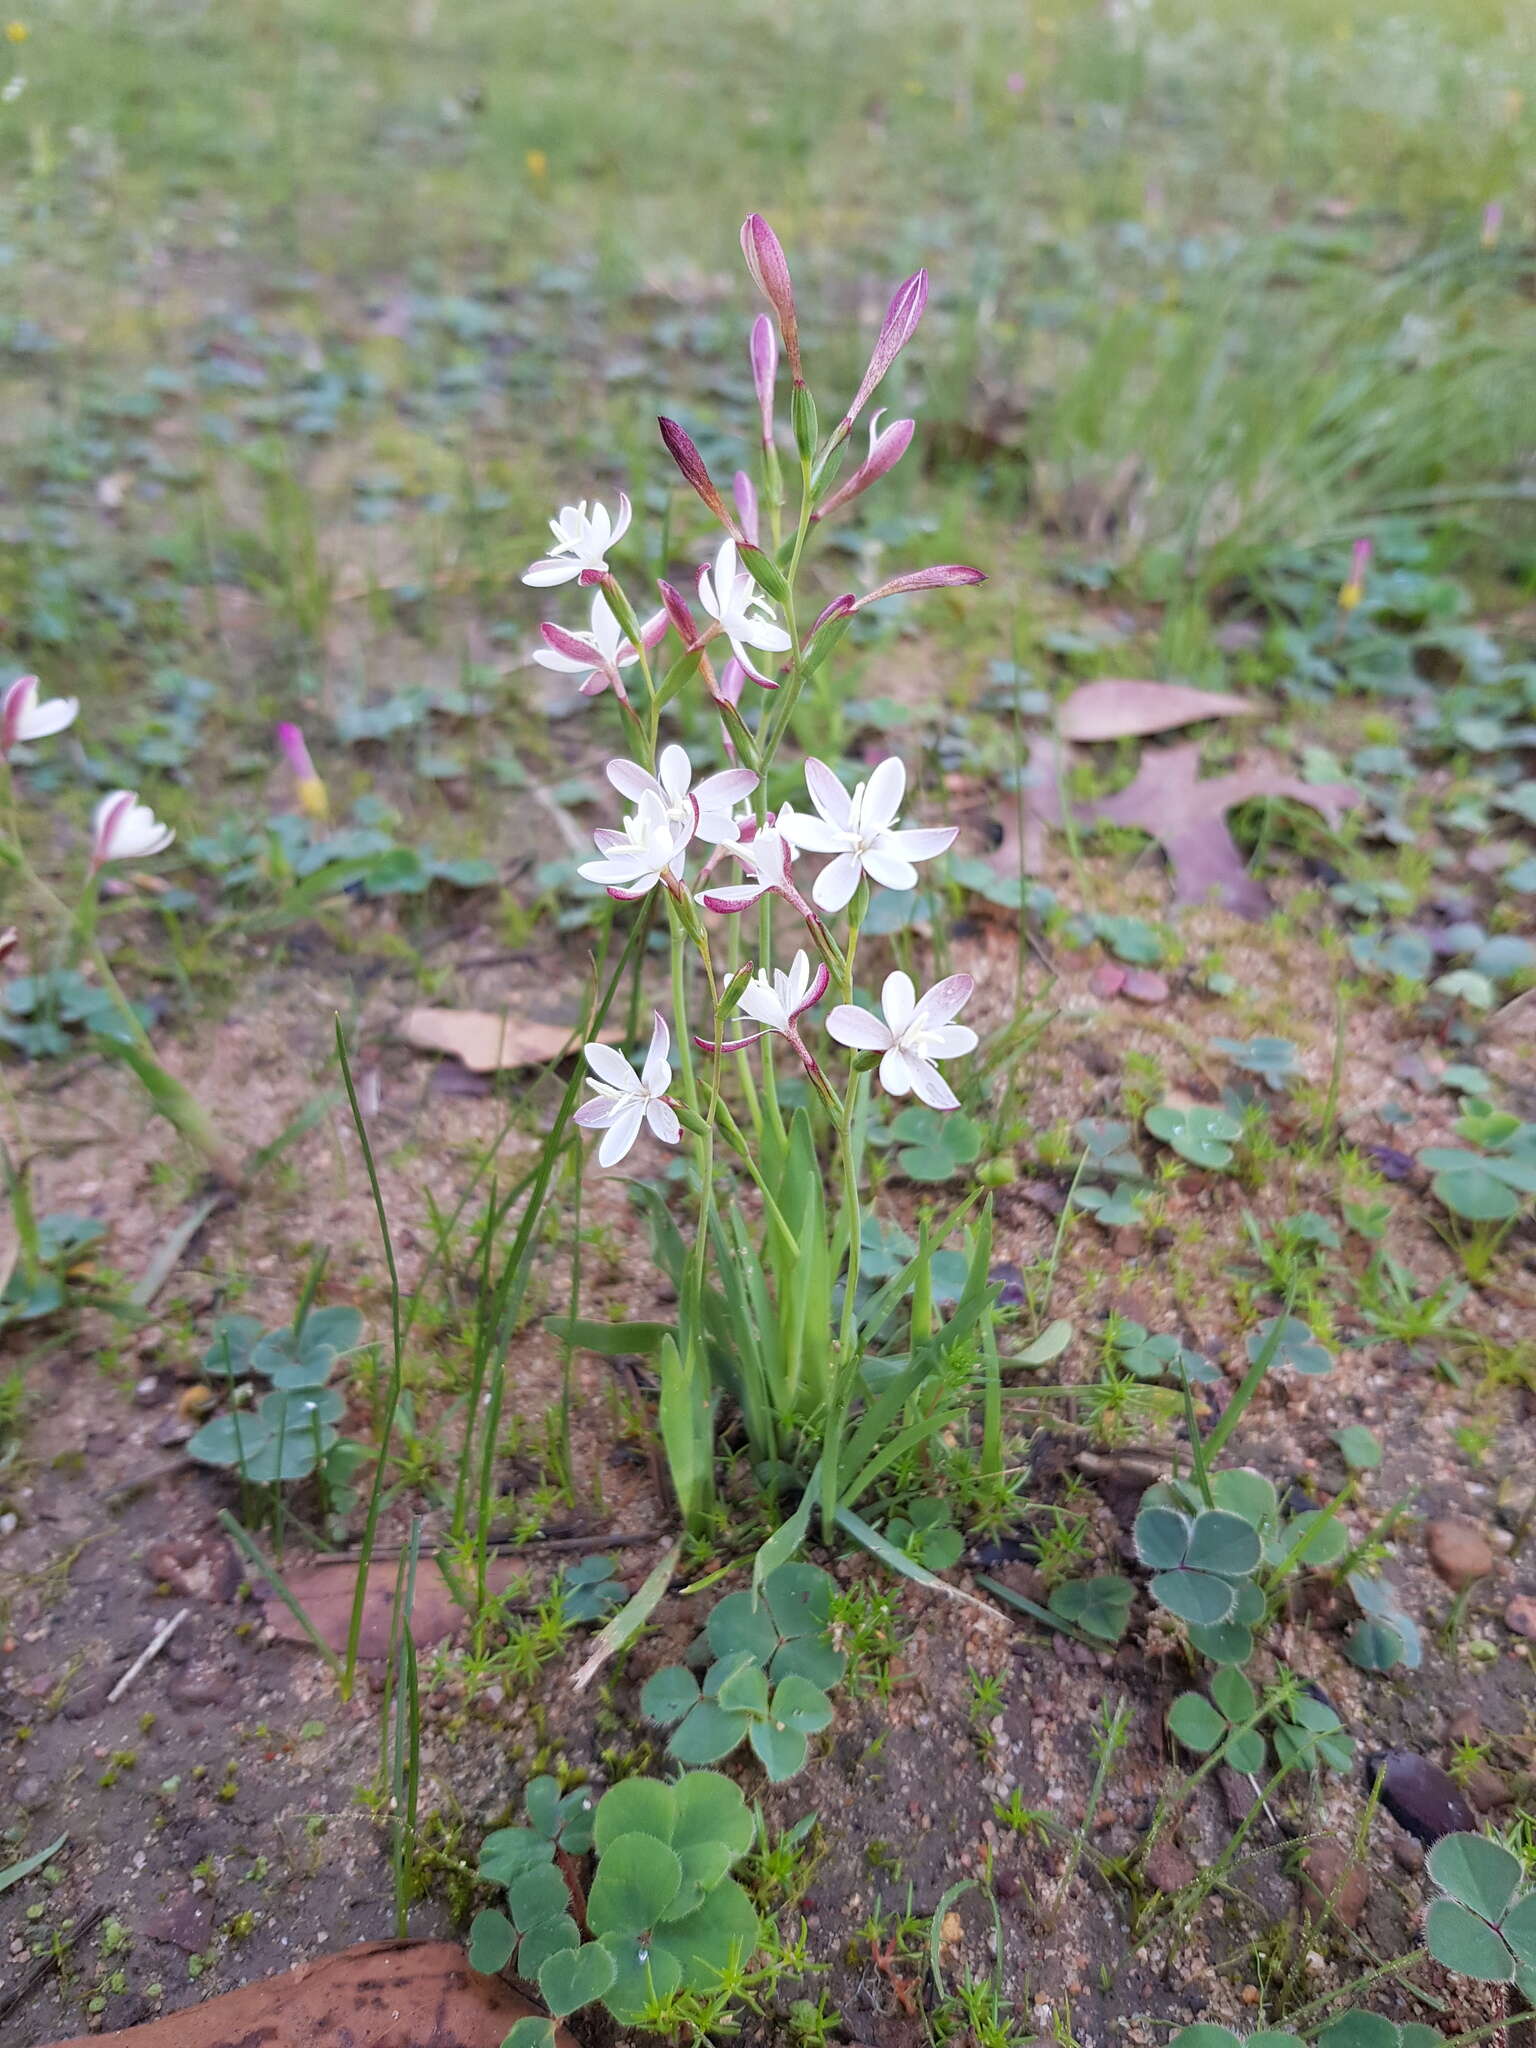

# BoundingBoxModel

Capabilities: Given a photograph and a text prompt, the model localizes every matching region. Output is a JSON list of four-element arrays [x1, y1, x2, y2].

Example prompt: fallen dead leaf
[[1056, 678, 1257, 742], [996, 737, 1359, 917], [262, 1556, 522, 1659], [401, 1007, 623, 1074], [43, 1938, 574, 2048]]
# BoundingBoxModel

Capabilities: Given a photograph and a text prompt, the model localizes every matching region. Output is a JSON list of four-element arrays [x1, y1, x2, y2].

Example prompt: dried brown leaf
[[262, 1557, 521, 1659], [1056, 679, 1257, 742], [43, 1938, 573, 2048], [400, 1006, 622, 1073]]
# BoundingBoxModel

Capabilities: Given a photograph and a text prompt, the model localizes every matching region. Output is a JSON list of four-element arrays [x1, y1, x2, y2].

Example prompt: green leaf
[[1184, 1510, 1262, 1577], [706, 1589, 780, 1666], [517, 1917, 580, 1979], [1133, 1504, 1190, 1570], [1208, 1467, 1279, 1530], [588, 1834, 682, 1939], [507, 1861, 571, 1932], [1248, 1315, 1332, 1375], [500, 2020, 560, 2048], [1151, 1568, 1237, 1624], [549, 1316, 673, 1356], [640, 1665, 701, 1726], [1320, 2017, 1401, 2048], [1501, 1892, 1536, 1967], [1187, 1620, 1254, 1665], [1168, 1693, 1227, 1753], [1226, 1729, 1266, 1774], [597, 1931, 683, 2024], [1425, 1898, 1515, 1982], [593, 1777, 674, 1854], [539, 1939, 618, 2016], [1210, 1667, 1256, 1721], [467, 1908, 517, 1974], [671, 1770, 753, 1875], [668, 1700, 748, 1766], [1426, 1834, 1522, 1922], [1429, 1162, 1520, 1221], [770, 1674, 833, 1736], [1168, 2028, 1245, 2048], [710, 1652, 769, 1716], [650, 1872, 759, 1974], [1048, 1574, 1133, 1643], [0, 1832, 66, 1895], [1333, 1425, 1382, 1470], [479, 1827, 551, 1886], [749, 1717, 809, 1781]]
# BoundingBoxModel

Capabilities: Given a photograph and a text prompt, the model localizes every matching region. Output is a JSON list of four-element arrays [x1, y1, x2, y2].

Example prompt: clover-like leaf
[[1133, 1504, 1190, 1571], [1248, 1315, 1332, 1375], [1426, 1833, 1522, 1925], [1145, 1103, 1243, 1170], [538, 1939, 618, 2016], [1185, 1510, 1262, 1578], [1426, 1899, 1516, 1982], [507, 1861, 571, 1933], [1211, 1036, 1301, 1090], [891, 1106, 983, 1183], [640, 1664, 701, 1727], [593, 1776, 674, 1854], [518, 1916, 579, 1978], [588, 1833, 681, 1939], [466, 1907, 516, 1975], [479, 1825, 551, 1887], [1049, 1574, 1134, 1643]]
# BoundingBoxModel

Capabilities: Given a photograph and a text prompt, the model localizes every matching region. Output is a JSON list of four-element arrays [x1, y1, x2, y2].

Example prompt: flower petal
[[641, 1010, 672, 1092], [881, 971, 917, 1034], [878, 1045, 916, 1097], [646, 1098, 681, 1148], [906, 1056, 960, 1112], [860, 847, 918, 892], [699, 883, 765, 912], [826, 1003, 892, 1052], [862, 755, 907, 830], [657, 745, 693, 802], [584, 1041, 641, 1091], [574, 1097, 618, 1130], [811, 852, 863, 913], [597, 1100, 646, 1167], [522, 559, 580, 588], [803, 757, 852, 828], [880, 824, 957, 863], [779, 814, 845, 855], [921, 1023, 978, 1059], [910, 973, 976, 1030], [606, 759, 658, 805]]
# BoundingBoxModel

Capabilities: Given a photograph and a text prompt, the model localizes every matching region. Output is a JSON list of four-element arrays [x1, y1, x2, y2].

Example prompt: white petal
[[826, 1003, 892, 1052], [606, 759, 658, 804], [880, 823, 957, 863], [700, 882, 765, 910], [737, 618, 792, 653], [584, 1041, 641, 1092], [906, 1057, 960, 1111], [641, 1011, 671, 1091], [862, 755, 907, 830], [522, 559, 581, 588], [804, 757, 853, 828], [645, 1098, 681, 1147], [860, 848, 918, 892], [597, 1100, 646, 1166], [609, 492, 633, 546], [694, 768, 758, 809], [910, 973, 975, 1030], [878, 1045, 917, 1097], [778, 813, 845, 855], [921, 1023, 978, 1059], [812, 852, 863, 913], [574, 1096, 619, 1130], [657, 745, 693, 802], [739, 981, 791, 1031], [881, 971, 917, 1034], [533, 647, 594, 676]]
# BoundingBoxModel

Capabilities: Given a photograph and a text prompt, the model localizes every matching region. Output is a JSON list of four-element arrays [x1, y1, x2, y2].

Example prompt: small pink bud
[[749, 314, 777, 445], [1481, 200, 1503, 248], [808, 593, 857, 638], [733, 470, 760, 547], [812, 413, 914, 521], [657, 579, 700, 646], [740, 214, 802, 381], [657, 416, 739, 534], [1338, 537, 1373, 612], [839, 269, 928, 438], [276, 720, 328, 821], [851, 564, 985, 610]]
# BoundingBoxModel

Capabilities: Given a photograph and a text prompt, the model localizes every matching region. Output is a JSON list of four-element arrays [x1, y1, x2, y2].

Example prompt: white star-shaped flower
[[827, 970, 976, 1110], [577, 789, 694, 900], [606, 744, 758, 847], [522, 494, 632, 588], [780, 757, 956, 913], [696, 538, 791, 686], [574, 1012, 681, 1166]]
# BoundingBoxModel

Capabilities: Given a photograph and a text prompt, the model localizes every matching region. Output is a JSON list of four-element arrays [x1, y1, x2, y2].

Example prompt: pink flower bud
[[812, 412, 914, 521], [657, 579, 700, 646], [657, 416, 739, 534], [1338, 537, 1373, 612], [1481, 200, 1504, 248], [740, 214, 802, 381], [839, 269, 928, 438], [749, 314, 777, 445], [851, 564, 986, 610], [714, 657, 747, 709], [808, 593, 856, 637], [275, 721, 316, 782], [732, 470, 760, 547]]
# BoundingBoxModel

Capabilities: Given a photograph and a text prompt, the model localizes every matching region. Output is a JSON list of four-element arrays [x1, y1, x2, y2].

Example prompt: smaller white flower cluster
[[2, 675, 174, 867]]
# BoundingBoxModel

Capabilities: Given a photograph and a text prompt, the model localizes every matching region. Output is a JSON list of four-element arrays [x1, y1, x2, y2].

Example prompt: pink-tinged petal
[[596, 1100, 646, 1167], [922, 1023, 979, 1059], [583, 1041, 641, 1091], [905, 1056, 960, 1112], [646, 1098, 681, 1147], [733, 470, 759, 547], [638, 606, 670, 652], [640, 1010, 671, 1092], [522, 559, 581, 588], [694, 767, 758, 809], [827, 1003, 893, 1052], [576, 1098, 625, 1133], [728, 637, 779, 687], [699, 882, 765, 912], [541, 620, 600, 664], [910, 972, 975, 1030], [803, 757, 852, 828], [658, 418, 736, 530], [862, 755, 907, 829], [740, 215, 801, 377], [794, 961, 832, 1014], [842, 269, 929, 433], [606, 759, 659, 805], [881, 971, 917, 1033], [878, 1045, 917, 1097], [533, 646, 591, 676], [749, 314, 777, 442], [657, 745, 693, 803], [696, 1026, 768, 1053], [590, 828, 628, 851], [811, 851, 862, 913], [881, 823, 958, 862], [814, 415, 915, 520], [860, 847, 919, 893], [808, 593, 857, 637]]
